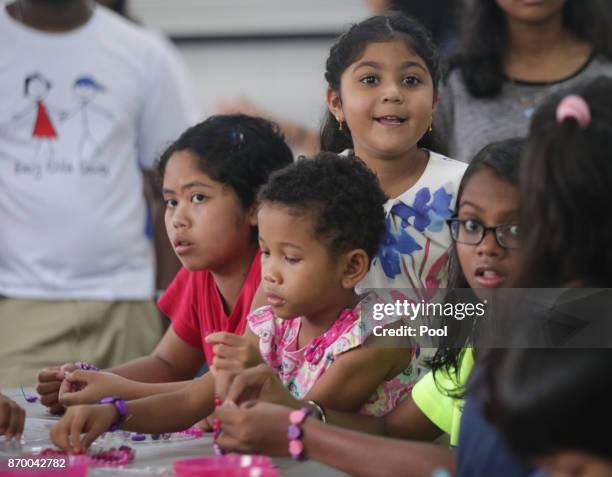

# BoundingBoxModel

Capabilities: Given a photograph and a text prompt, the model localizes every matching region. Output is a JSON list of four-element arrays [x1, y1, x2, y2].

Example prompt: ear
[[339, 249, 369, 289], [432, 90, 440, 112], [246, 203, 259, 227], [326, 87, 344, 123]]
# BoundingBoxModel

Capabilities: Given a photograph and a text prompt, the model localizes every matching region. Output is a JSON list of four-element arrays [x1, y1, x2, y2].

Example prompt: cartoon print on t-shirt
[[61, 76, 114, 160], [12, 73, 64, 162]]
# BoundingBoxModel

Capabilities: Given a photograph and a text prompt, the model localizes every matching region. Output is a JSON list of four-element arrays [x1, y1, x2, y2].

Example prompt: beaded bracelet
[[75, 361, 99, 371], [39, 446, 135, 467], [288, 408, 312, 461], [98, 397, 128, 432]]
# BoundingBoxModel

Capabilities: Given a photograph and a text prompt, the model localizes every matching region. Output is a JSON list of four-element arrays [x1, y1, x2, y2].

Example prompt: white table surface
[[0, 389, 349, 477]]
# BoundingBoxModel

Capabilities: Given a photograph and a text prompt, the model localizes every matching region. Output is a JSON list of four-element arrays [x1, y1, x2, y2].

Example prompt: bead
[[289, 440, 304, 455], [287, 424, 302, 440]]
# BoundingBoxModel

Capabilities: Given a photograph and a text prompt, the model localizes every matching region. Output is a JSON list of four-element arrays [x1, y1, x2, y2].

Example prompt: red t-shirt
[[158, 250, 261, 364]]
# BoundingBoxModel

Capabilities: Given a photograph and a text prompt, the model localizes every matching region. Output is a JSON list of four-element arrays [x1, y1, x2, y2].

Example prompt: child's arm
[[106, 327, 205, 382], [302, 345, 401, 411], [215, 402, 455, 477], [57, 370, 195, 407], [50, 372, 216, 453], [37, 327, 204, 412]]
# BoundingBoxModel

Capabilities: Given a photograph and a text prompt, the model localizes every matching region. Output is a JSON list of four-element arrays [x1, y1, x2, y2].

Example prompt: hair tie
[[556, 94, 591, 129]]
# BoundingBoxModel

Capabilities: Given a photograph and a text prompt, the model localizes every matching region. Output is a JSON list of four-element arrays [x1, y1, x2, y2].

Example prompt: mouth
[[265, 292, 286, 307], [474, 266, 506, 288], [173, 240, 194, 255], [374, 115, 406, 127]]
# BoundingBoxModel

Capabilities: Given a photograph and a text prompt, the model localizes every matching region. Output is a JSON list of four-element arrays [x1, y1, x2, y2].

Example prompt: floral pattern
[[248, 295, 417, 417], [359, 151, 467, 291]]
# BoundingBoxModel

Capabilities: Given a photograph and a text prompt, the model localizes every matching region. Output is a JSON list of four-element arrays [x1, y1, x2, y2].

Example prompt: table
[[0, 389, 348, 477]]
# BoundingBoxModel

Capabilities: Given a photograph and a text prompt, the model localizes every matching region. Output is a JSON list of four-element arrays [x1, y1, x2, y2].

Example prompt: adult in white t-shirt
[[0, 0, 200, 386]]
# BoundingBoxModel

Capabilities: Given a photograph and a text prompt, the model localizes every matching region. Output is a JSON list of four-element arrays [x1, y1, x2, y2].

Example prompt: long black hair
[[321, 13, 442, 153], [452, 0, 612, 98], [516, 76, 612, 287], [426, 138, 525, 394]]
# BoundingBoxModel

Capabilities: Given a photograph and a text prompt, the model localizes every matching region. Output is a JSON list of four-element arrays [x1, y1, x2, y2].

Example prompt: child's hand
[[206, 332, 262, 371], [214, 364, 296, 408], [213, 401, 291, 456], [49, 404, 117, 453], [0, 394, 25, 440], [37, 363, 77, 414], [58, 370, 126, 407]]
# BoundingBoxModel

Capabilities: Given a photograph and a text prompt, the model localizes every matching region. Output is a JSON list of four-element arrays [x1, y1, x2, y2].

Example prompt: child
[[321, 13, 467, 290], [213, 138, 524, 473], [436, 0, 612, 163], [36, 114, 293, 413], [49, 153, 417, 451], [458, 77, 612, 477], [486, 349, 612, 477]]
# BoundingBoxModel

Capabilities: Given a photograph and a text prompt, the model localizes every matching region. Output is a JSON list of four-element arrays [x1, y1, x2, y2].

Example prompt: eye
[[463, 219, 483, 233], [360, 75, 378, 85], [284, 256, 302, 264], [403, 75, 421, 86], [164, 198, 177, 208], [191, 194, 207, 203], [260, 248, 270, 258], [508, 224, 520, 236]]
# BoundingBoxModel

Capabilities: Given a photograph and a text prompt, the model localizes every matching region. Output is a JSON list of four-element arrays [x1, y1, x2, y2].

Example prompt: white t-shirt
[[357, 150, 467, 291], [0, 6, 200, 300]]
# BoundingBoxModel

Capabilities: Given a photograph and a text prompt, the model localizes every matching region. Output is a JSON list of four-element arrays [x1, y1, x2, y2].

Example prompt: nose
[[172, 203, 190, 230], [262, 257, 282, 285], [381, 81, 403, 103], [476, 229, 502, 257]]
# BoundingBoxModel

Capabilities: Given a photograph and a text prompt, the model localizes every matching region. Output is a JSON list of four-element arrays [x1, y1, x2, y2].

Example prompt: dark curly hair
[[258, 152, 387, 265], [156, 114, 293, 211], [321, 13, 442, 153]]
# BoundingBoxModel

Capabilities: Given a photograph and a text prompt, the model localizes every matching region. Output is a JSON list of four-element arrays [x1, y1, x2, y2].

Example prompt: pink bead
[[288, 440, 304, 455]]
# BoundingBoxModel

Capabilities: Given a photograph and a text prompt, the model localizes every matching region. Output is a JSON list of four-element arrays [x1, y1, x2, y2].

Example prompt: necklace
[[510, 79, 555, 119]]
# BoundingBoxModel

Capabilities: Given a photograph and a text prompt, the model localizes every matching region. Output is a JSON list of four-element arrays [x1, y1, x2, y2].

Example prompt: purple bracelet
[[76, 361, 99, 371], [98, 397, 128, 432]]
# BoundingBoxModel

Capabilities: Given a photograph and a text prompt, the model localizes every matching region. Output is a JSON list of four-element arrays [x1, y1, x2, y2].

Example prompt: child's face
[[257, 203, 349, 320], [328, 39, 435, 161], [496, 0, 565, 23], [537, 451, 612, 477], [162, 151, 256, 272], [456, 168, 521, 290]]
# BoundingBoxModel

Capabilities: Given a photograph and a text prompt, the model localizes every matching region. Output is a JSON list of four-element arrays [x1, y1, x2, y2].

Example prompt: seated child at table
[[49, 153, 417, 452], [37, 114, 292, 414]]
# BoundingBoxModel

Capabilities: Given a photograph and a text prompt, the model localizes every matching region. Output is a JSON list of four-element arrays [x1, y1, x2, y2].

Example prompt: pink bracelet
[[288, 408, 312, 461]]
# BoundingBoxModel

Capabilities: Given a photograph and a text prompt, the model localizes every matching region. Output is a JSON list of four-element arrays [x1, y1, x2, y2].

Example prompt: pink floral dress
[[247, 294, 418, 417]]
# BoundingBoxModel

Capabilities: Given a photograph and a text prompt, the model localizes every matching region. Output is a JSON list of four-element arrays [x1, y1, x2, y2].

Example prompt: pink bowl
[[176, 467, 279, 477], [175, 455, 276, 477]]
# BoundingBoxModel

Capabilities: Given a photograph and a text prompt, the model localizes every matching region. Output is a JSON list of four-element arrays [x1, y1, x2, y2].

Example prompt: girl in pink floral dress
[[222, 154, 418, 417]]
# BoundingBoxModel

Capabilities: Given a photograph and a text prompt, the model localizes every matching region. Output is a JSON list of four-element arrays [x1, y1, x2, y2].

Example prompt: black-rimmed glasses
[[446, 218, 520, 249]]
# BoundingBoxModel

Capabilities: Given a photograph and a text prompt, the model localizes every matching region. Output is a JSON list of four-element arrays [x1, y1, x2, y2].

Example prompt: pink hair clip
[[556, 94, 591, 129]]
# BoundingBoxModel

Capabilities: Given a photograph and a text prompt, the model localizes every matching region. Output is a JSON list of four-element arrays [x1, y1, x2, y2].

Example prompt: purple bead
[[287, 424, 302, 440], [131, 434, 146, 441]]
